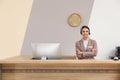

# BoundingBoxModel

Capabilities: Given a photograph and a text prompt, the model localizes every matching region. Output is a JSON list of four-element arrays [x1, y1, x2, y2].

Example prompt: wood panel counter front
[[0, 56, 120, 80]]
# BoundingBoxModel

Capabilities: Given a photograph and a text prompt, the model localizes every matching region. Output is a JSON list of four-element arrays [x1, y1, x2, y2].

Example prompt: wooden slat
[[2, 73, 120, 80], [2, 63, 120, 70]]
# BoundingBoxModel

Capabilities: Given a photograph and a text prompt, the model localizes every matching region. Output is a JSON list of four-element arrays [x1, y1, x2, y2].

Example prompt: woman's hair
[[80, 25, 91, 35]]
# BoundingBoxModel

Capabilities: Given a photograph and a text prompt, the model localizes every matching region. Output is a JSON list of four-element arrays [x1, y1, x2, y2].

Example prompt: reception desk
[[0, 56, 120, 80]]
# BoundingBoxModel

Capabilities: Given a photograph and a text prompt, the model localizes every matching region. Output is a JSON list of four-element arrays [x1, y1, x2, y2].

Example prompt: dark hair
[[80, 25, 91, 35]]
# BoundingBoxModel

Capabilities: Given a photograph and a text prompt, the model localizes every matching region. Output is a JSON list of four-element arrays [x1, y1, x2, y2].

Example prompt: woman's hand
[[76, 50, 83, 55], [92, 48, 97, 52]]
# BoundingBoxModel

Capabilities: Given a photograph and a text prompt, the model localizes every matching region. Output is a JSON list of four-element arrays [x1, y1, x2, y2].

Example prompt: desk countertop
[[0, 56, 120, 70], [0, 56, 120, 64]]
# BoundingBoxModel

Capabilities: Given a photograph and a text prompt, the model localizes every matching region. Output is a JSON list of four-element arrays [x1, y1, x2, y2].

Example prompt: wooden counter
[[0, 56, 120, 80]]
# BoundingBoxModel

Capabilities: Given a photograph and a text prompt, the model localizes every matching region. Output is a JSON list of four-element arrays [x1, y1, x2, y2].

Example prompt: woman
[[75, 25, 97, 59]]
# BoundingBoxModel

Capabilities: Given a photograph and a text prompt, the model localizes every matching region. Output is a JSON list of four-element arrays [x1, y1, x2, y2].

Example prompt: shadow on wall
[[21, 0, 95, 56]]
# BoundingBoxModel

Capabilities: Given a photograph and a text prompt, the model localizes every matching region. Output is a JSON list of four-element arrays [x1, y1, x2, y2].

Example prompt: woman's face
[[82, 28, 89, 38]]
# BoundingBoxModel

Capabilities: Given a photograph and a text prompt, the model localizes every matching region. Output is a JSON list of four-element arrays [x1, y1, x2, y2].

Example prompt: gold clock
[[68, 13, 82, 27]]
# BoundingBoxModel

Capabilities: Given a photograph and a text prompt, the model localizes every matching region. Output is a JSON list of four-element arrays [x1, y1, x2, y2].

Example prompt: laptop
[[31, 43, 62, 60]]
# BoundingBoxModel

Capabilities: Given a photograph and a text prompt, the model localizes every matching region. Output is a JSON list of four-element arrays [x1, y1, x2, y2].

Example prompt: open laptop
[[31, 43, 62, 60]]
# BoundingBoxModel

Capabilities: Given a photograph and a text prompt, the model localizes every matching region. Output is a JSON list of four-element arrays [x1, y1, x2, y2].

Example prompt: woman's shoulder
[[76, 39, 82, 44], [89, 39, 97, 43]]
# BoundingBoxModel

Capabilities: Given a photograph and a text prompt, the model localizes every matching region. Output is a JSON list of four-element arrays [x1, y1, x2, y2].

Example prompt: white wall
[[0, 0, 33, 59], [89, 0, 120, 59]]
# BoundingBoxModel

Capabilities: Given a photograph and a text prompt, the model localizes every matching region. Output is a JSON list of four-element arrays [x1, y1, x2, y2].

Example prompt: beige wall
[[0, 0, 33, 59]]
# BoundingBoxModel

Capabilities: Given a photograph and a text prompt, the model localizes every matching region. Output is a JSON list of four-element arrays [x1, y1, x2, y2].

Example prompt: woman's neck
[[83, 37, 89, 40]]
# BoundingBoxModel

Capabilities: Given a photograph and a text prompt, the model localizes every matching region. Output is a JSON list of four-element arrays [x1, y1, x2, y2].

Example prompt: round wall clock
[[68, 13, 82, 27]]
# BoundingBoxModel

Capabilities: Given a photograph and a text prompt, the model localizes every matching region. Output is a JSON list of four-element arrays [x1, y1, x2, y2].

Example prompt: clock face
[[68, 13, 82, 27]]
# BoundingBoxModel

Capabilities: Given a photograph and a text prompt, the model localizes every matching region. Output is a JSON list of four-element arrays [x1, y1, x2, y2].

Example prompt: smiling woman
[[75, 25, 98, 59]]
